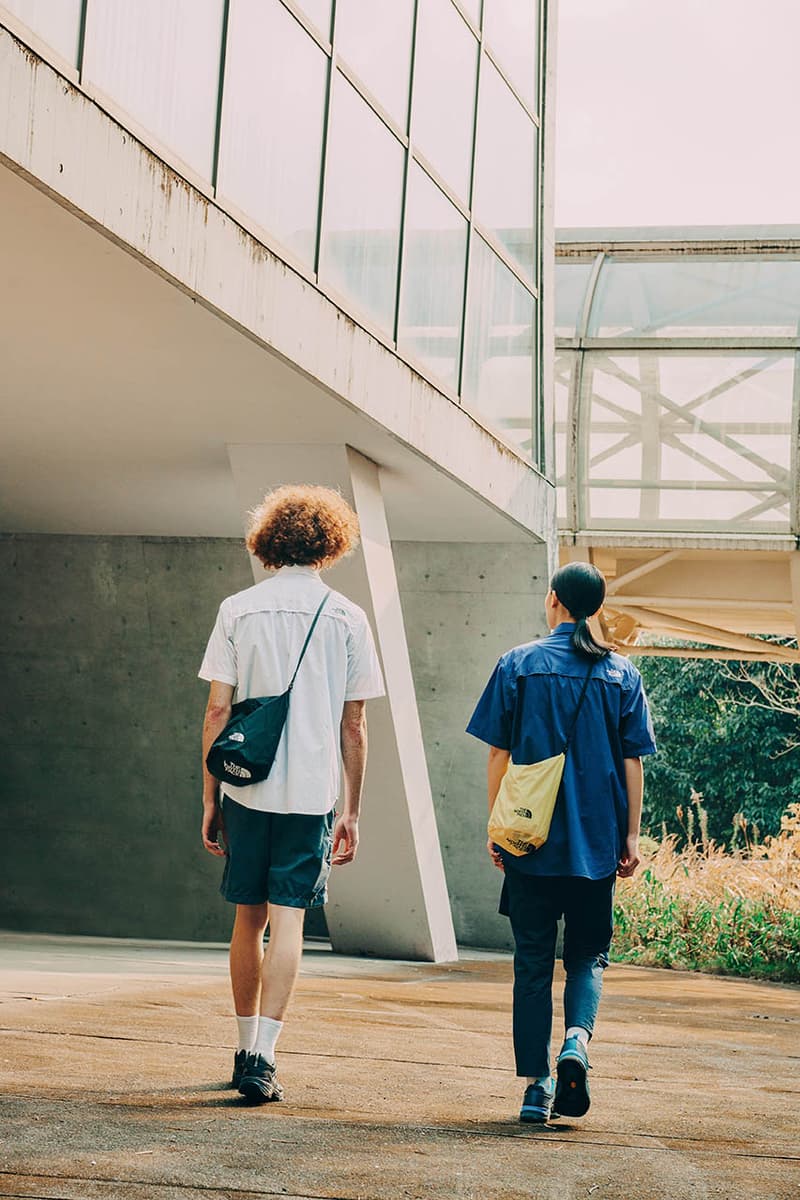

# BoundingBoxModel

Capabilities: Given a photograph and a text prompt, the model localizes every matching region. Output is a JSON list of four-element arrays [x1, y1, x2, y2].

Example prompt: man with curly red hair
[[199, 485, 384, 1103]]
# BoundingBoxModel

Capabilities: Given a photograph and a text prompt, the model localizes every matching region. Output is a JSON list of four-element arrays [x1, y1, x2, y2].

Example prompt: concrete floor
[[1, 933, 798, 1200]]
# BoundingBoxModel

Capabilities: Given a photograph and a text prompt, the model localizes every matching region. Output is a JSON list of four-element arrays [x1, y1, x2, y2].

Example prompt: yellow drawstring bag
[[488, 753, 566, 855], [487, 662, 595, 857]]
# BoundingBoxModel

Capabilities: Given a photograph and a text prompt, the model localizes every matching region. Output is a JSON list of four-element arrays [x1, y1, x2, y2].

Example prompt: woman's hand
[[487, 838, 505, 871], [617, 834, 640, 878]]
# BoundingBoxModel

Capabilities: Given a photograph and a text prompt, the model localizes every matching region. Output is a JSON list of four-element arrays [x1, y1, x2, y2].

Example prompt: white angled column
[[227, 443, 458, 963]]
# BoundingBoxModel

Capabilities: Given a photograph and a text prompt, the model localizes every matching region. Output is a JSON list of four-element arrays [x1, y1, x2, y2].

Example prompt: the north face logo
[[514, 807, 533, 819], [224, 760, 252, 779]]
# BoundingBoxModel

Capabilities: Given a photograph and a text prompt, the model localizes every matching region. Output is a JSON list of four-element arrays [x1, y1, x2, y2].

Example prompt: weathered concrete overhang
[[0, 26, 553, 544]]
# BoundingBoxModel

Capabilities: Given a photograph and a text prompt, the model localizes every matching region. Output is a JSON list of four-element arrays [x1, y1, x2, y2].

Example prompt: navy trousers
[[501, 869, 616, 1079]]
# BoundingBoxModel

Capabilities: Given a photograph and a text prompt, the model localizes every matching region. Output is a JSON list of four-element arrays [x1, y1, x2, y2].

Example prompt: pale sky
[[555, 0, 800, 230]]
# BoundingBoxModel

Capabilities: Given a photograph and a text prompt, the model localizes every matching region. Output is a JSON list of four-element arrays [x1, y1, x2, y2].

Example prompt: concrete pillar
[[394, 541, 550, 949], [227, 443, 457, 963]]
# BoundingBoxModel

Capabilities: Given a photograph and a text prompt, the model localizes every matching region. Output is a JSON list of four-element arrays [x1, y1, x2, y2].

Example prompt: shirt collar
[[550, 621, 577, 636], [275, 565, 320, 577]]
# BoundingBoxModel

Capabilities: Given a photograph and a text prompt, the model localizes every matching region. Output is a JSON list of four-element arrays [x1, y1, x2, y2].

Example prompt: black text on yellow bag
[[488, 662, 594, 856]]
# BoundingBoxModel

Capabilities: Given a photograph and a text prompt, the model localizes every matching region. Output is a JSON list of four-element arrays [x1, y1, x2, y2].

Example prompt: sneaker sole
[[554, 1056, 590, 1117], [519, 1107, 551, 1124], [238, 1078, 284, 1104]]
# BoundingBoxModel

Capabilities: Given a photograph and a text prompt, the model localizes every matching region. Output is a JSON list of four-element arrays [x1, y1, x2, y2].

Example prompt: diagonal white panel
[[227, 442, 458, 962]]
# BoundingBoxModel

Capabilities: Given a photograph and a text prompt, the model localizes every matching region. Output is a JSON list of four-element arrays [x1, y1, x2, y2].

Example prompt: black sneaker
[[231, 1049, 248, 1089], [238, 1052, 285, 1104], [519, 1078, 556, 1123], [554, 1036, 591, 1117]]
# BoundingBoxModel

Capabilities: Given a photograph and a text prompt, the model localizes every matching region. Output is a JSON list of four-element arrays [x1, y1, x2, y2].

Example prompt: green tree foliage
[[636, 654, 800, 845]]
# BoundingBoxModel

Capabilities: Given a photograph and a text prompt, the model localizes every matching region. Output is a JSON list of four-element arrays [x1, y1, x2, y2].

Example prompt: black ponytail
[[550, 563, 613, 661]]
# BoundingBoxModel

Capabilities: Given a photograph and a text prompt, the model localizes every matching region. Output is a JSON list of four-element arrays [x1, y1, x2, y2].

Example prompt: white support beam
[[610, 604, 800, 661], [606, 550, 683, 594], [608, 596, 793, 613], [790, 552, 800, 643], [619, 645, 792, 661], [227, 442, 458, 963]]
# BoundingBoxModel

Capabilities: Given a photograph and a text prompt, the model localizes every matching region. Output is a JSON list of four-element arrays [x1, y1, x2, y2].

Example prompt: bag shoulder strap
[[561, 660, 596, 754], [287, 590, 331, 692]]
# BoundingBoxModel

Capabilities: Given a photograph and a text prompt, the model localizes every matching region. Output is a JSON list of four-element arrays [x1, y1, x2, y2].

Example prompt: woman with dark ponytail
[[549, 562, 614, 661], [467, 561, 656, 1125]]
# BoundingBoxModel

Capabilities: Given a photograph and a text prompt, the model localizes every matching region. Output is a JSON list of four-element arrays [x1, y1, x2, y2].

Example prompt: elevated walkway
[[555, 228, 800, 661]]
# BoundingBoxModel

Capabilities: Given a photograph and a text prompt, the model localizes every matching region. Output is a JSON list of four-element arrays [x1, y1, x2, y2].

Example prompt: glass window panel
[[462, 235, 536, 461], [217, 0, 326, 267], [320, 73, 405, 334], [483, 0, 539, 110], [555, 262, 593, 337], [411, 0, 478, 202], [3, 0, 82, 64], [473, 60, 537, 282], [398, 163, 468, 391], [581, 352, 794, 531], [294, 0, 331, 39], [81, 0, 224, 182], [335, 0, 414, 127], [459, 0, 482, 24], [588, 258, 800, 338], [554, 349, 576, 520]]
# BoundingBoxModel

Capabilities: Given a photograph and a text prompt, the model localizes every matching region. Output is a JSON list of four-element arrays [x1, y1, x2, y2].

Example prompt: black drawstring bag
[[206, 591, 330, 788]]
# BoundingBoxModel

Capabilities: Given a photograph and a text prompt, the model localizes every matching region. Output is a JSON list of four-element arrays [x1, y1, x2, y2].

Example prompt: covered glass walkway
[[554, 229, 800, 662]]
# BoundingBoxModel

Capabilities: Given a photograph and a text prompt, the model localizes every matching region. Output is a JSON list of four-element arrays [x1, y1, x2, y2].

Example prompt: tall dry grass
[[613, 803, 800, 982]]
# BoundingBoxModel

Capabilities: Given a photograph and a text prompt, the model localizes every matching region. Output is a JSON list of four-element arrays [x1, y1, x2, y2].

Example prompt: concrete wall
[[0, 533, 253, 942], [394, 542, 550, 950], [1, 533, 548, 949]]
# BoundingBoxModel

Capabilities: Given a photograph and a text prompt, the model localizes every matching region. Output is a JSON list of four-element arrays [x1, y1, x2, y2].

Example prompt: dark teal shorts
[[219, 795, 334, 909]]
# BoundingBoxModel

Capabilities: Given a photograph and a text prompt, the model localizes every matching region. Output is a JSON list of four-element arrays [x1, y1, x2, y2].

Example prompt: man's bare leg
[[261, 903, 306, 1019], [238, 904, 305, 1103], [230, 902, 268, 1016]]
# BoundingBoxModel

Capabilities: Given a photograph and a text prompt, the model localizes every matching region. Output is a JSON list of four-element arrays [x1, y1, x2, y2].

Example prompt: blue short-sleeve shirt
[[466, 624, 657, 879]]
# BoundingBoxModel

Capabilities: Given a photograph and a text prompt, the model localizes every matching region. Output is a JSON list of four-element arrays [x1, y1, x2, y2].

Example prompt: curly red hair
[[245, 484, 360, 570]]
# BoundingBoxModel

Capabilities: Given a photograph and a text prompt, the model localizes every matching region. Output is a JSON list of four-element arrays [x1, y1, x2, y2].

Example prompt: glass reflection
[[483, 0, 539, 110], [589, 258, 800, 338], [294, 0, 332, 39], [555, 262, 593, 337], [554, 348, 577, 506], [462, 235, 536, 460], [81, 0, 225, 182], [335, 0, 414, 127], [581, 352, 793, 531], [320, 73, 405, 334], [217, 0, 327, 267], [473, 60, 537, 282], [411, 0, 478, 202], [398, 163, 468, 391]]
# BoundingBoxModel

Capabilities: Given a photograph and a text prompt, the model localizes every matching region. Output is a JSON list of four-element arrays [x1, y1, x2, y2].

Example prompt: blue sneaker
[[554, 1036, 591, 1117], [519, 1077, 556, 1123]]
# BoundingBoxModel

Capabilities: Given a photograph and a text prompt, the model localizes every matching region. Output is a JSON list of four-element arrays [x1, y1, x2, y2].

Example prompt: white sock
[[526, 1076, 552, 1088], [236, 1014, 259, 1053], [253, 1015, 283, 1064], [566, 1026, 590, 1044]]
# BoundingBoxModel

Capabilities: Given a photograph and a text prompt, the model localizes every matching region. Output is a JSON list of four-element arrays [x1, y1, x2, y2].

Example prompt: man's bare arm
[[334, 699, 367, 866], [618, 756, 643, 878], [201, 680, 234, 857], [486, 745, 511, 870]]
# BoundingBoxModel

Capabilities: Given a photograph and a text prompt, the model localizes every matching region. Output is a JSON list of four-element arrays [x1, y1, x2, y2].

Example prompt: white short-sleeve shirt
[[199, 566, 385, 814]]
